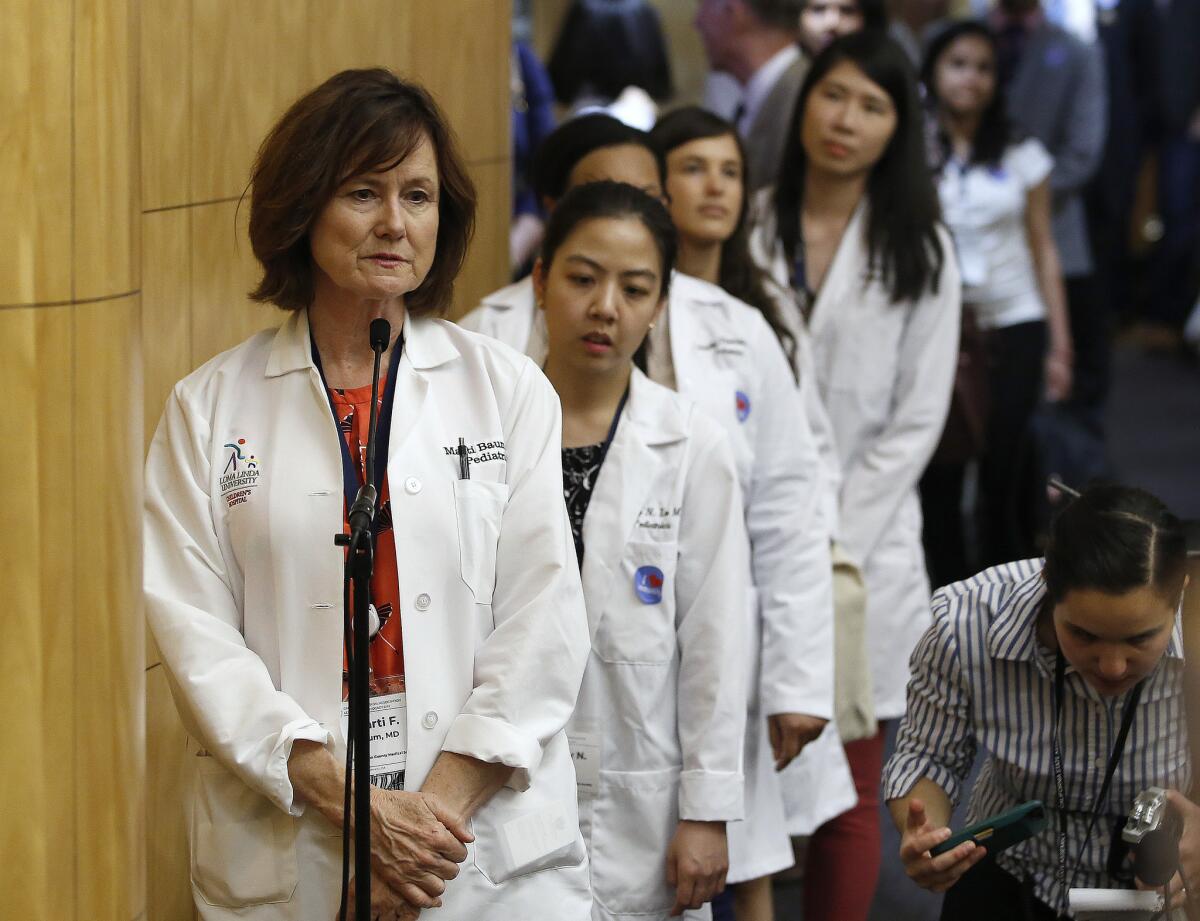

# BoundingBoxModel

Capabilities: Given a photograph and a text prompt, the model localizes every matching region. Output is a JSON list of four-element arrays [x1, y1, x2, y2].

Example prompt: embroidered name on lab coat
[[637, 505, 680, 531], [442, 439, 507, 465]]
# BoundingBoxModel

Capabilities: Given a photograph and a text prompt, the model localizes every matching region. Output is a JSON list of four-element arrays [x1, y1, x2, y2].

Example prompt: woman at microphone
[[884, 484, 1190, 919], [144, 69, 592, 921]]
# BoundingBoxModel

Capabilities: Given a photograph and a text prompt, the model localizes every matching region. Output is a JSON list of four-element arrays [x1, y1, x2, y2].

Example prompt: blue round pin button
[[736, 391, 751, 423], [634, 565, 665, 605]]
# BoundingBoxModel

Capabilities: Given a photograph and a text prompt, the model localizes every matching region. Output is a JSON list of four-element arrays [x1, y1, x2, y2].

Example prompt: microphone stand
[[334, 318, 391, 921]]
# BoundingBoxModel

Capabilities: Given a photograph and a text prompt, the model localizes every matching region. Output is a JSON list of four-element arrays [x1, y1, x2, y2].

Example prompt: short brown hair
[[248, 69, 476, 316]]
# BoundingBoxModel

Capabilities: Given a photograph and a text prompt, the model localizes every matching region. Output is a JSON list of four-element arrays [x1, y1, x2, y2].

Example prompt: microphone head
[[369, 318, 391, 352]]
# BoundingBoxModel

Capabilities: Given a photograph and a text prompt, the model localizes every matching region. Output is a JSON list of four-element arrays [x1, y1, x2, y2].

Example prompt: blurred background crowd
[[506, 1, 1199, 917]]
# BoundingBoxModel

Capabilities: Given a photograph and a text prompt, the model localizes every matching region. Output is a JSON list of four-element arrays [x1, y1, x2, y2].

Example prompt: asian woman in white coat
[[749, 33, 962, 921], [536, 180, 750, 920], [649, 105, 859, 921], [460, 116, 840, 909], [143, 70, 592, 921]]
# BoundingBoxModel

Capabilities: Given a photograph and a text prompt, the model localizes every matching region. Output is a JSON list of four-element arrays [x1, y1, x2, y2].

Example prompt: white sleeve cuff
[[272, 719, 334, 817], [678, 770, 745, 822], [441, 713, 543, 793]]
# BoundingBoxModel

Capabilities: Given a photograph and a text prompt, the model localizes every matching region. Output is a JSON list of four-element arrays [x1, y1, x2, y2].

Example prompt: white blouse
[[938, 137, 1054, 330]]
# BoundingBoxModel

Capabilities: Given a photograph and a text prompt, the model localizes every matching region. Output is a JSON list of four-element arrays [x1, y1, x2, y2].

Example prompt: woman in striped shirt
[[883, 484, 1190, 919]]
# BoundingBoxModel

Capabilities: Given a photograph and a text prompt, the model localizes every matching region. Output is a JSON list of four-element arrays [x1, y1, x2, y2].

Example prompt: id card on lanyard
[[313, 328, 407, 788]]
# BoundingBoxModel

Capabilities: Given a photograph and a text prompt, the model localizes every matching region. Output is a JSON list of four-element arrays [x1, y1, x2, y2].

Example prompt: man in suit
[[695, 0, 810, 191], [995, 0, 1110, 419]]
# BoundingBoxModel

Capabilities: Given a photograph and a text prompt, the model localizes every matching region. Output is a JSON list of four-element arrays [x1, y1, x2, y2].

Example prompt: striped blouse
[[883, 559, 1189, 912]]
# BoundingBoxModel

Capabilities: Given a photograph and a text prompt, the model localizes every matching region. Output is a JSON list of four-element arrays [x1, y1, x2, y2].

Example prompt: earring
[[648, 322, 656, 330]]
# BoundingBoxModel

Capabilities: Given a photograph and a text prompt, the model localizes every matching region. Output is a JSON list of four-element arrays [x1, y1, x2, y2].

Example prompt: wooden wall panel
[[75, 0, 138, 300], [142, 209, 192, 451], [190, 2, 310, 203], [189, 200, 280, 366], [0, 0, 73, 305], [0, 306, 75, 919], [146, 664, 193, 921], [141, 0, 192, 211], [306, 0, 410, 83], [452, 157, 512, 320], [408, 0, 511, 163], [74, 295, 145, 921]]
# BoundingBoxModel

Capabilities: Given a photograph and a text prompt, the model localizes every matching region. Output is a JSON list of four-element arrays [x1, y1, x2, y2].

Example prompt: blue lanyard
[[311, 329, 404, 525]]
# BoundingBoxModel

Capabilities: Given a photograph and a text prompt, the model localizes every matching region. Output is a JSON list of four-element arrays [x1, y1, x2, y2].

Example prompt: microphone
[[347, 318, 391, 549]]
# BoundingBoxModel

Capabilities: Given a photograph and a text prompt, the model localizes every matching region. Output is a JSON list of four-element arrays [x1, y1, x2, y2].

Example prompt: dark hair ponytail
[[540, 180, 678, 299], [1043, 484, 1188, 605]]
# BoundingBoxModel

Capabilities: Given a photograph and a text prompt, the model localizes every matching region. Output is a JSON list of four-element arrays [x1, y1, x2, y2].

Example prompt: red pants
[[802, 727, 887, 921]]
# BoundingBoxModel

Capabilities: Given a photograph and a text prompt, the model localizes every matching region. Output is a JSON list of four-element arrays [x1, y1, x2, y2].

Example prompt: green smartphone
[[929, 800, 1049, 857]]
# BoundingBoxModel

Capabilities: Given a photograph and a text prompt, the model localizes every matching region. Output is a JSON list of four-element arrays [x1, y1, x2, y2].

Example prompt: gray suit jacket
[[1004, 22, 1107, 276], [744, 55, 810, 192]]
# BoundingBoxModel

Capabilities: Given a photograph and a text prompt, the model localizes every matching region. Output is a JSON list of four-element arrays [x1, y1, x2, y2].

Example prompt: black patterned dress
[[561, 443, 605, 566]]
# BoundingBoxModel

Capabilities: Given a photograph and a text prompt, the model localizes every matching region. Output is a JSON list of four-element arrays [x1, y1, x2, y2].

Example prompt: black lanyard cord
[[1052, 648, 1146, 897]]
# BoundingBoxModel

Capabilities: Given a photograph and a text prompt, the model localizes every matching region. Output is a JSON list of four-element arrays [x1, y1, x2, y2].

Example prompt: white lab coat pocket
[[595, 541, 678, 665], [453, 479, 509, 604], [471, 787, 587, 885], [591, 767, 680, 917], [188, 754, 298, 908]]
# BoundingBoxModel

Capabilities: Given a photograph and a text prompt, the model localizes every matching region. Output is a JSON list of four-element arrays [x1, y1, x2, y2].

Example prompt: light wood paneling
[[34, 306, 79, 921], [74, 294, 145, 921], [306, 0, 410, 83], [452, 157, 512, 320], [146, 664, 194, 921], [190, 2, 310, 203], [74, 0, 138, 300], [0, 306, 74, 918], [408, 0, 511, 163], [141, 0, 192, 211], [0, 0, 73, 305], [143, 208, 192, 452], [189, 199, 280, 367]]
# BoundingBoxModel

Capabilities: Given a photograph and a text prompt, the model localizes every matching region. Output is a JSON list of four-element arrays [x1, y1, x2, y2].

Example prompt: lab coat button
[[422, 711, 438, 729], [405, 477, 421, 495], [415, 593, 431, 611]]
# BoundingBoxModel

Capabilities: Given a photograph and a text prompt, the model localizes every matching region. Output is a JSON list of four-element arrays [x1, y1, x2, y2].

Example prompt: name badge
[[568, 731, 601, 798], [340, 692, 407, 790]]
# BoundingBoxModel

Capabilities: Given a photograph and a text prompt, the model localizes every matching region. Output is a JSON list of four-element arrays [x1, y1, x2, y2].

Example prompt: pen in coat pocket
[[458, 437, 470, 480]]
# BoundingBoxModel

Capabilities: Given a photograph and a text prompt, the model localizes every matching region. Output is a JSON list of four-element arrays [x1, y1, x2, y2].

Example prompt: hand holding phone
[[929, 801, 1048, 858], [899, 798, 990, 894]]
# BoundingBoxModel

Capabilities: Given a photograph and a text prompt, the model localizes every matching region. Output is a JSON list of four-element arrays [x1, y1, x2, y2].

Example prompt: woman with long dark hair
[[917, 20, 1073, 587], [650, 105, 855, 921], [750, 31, 962, 920]]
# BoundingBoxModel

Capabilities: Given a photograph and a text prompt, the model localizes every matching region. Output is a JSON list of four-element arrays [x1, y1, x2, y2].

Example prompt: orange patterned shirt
[[330, 383, 405, 700]]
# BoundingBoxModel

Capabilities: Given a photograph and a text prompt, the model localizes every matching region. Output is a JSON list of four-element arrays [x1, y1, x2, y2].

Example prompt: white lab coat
[[568, 368, 748, 921], [750, 193, 962, 719], [460, 273, 850, 877], [144, 310, 593, 920]]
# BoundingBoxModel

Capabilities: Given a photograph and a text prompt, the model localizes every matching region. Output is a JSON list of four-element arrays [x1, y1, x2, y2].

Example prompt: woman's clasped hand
[[369, 788, 473, 906], [898, 799, 988, 894]]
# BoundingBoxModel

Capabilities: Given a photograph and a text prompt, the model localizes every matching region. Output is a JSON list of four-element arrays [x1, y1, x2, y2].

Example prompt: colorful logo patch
[[220, 437, 262, 508], [735, 391, 751, 423], [634, 565, 665, 605]]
